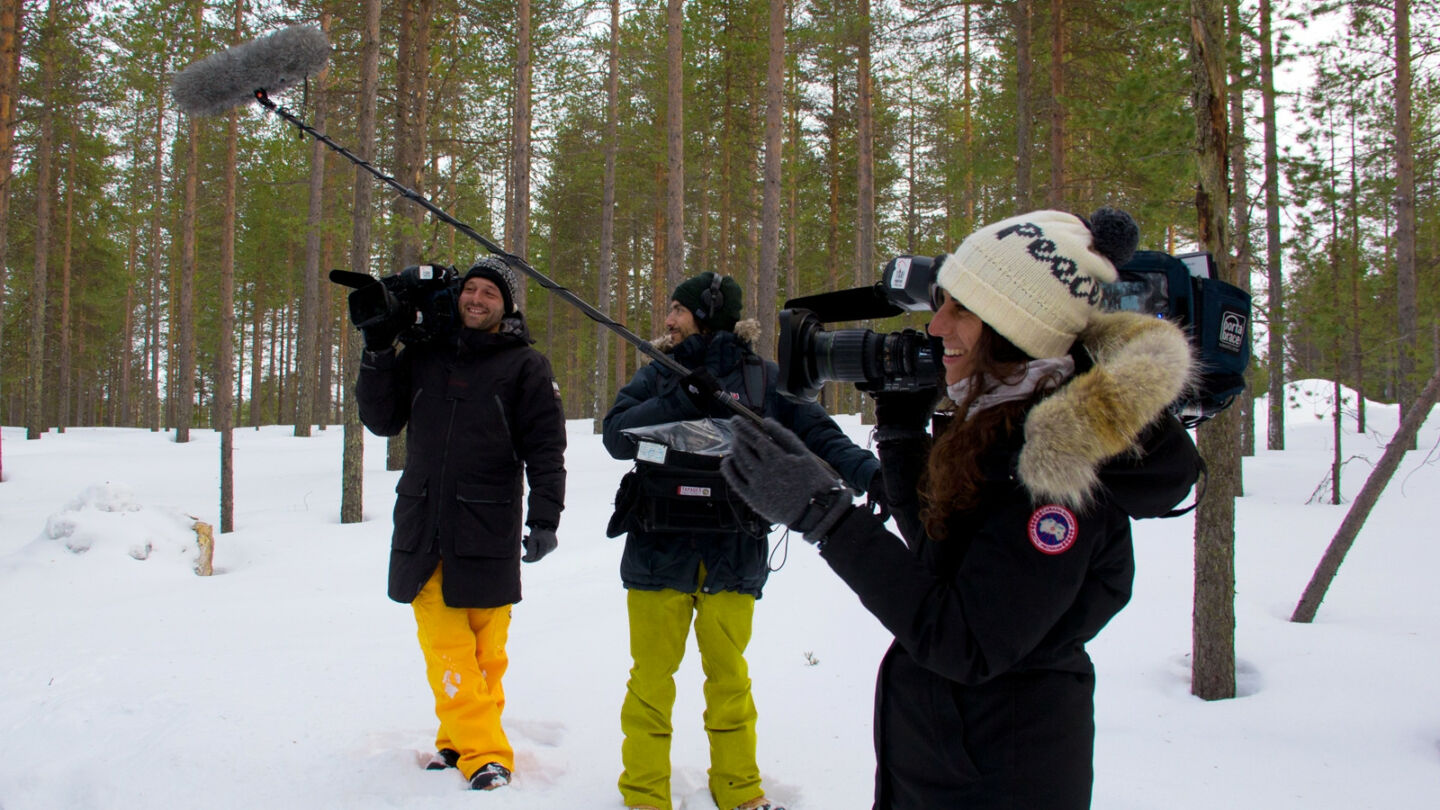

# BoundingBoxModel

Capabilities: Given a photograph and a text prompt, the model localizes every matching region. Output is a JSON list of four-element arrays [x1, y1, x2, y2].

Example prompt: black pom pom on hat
[[1084, 206, 1139, 269]]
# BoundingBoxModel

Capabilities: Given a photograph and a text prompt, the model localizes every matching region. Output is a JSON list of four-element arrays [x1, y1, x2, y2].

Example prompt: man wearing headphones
[[603, 271, 879, 810]]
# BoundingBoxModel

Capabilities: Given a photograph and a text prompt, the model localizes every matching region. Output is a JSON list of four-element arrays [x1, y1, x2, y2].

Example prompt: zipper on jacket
[[429, 397, 460, 553], [494, 394, 520, 462]]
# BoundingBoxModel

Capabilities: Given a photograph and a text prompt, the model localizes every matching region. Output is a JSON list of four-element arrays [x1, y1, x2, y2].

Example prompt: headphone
[[695, 272, 726, 324]]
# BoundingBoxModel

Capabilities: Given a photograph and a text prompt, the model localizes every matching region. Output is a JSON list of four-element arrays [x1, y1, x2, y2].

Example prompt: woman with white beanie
[[722, 208, 1202, 809]]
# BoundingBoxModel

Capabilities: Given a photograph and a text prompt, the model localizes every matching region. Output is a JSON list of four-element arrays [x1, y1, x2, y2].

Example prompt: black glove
[[522, 527, 557, 563], [678, 368, 729, 417], [863, 470, 891, 521], [360, 320, 402, 352], [721, 417, 853, 543], [346, 282, 403, 351], [865, 470, 886, 506], [872, 386, 942, 430]]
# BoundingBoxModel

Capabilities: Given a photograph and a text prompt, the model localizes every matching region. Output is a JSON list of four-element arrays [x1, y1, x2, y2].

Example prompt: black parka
[[602, 322, 878, 597], [357, 314, 566, 608], [816, 310, 1202, 810]]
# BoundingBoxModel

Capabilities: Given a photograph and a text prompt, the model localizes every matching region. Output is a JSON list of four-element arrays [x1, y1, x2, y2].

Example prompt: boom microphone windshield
[[171, 24, 329, 116]]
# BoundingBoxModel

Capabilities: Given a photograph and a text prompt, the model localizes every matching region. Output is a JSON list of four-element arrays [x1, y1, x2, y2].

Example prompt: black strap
[[740, 352, 768, 413]]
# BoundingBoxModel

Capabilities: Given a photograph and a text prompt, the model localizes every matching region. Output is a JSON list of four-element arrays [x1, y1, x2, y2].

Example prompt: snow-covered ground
[[1, 379, 1436, 809]]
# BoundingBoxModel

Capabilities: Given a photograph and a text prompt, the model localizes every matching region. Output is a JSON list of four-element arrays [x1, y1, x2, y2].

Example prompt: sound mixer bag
[[606, 419, 767, 538]]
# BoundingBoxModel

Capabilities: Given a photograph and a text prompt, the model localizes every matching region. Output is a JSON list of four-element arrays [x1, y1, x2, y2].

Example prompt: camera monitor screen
[[1101, 272, 1169, 319]]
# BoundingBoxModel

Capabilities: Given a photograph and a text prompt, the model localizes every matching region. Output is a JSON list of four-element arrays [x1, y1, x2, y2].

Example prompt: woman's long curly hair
[[921, 325, 1049, 541]]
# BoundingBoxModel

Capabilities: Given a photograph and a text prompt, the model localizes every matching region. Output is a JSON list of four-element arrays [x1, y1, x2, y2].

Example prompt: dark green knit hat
[[672, 272, 743, 332]]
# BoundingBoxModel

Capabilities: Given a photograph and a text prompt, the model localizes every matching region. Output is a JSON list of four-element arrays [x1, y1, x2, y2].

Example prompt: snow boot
[[469, 762, 511, 791], [422, 748, 459, 770]]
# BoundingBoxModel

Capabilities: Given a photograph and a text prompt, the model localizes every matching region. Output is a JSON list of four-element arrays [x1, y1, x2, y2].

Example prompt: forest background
[[2, 0, 1437, 441]]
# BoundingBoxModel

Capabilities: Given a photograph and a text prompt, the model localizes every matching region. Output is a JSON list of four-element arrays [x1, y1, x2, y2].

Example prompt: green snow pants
[[618, 585, 764, 810]]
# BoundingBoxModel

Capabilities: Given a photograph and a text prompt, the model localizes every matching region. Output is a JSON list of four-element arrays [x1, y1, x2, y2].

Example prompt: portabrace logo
[[1220, 309, 1247, 353], [1027, 504, 1078, 555]]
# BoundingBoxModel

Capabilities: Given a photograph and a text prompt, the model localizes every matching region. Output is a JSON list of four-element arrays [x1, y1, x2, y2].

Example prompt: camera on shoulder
[[777, 250, 1252, 427], [329, 263, 461, 346]]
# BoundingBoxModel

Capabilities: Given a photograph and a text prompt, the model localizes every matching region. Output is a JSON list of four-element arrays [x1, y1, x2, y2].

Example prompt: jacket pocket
[[391, 474, 429, 552], [453, 481, 519, 558]]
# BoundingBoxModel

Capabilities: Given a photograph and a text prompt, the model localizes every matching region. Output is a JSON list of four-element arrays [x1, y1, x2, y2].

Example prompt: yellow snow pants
[[618, 585, 763, 810], [411, 565, 513, 779]]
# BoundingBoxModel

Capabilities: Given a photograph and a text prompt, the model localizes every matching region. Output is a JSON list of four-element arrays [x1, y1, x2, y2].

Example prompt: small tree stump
[[193, 520, 214, 576]]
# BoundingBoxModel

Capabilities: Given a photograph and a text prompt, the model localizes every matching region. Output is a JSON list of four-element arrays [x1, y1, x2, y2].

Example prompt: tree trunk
[[1013, 0, 1034, 212], [1393, 0, 1417, 447], [343, 0, 381, 525], [392, 0, 428, 271], [388, 0, 430, 472], [1190, 0, 1237, 702], [1227, 0, 1253, 456], [0, 0, 21, 433], [511, 0, 532, 310], [719, 83, 733, 280], [1292, 368, 1440, 622], [1048, 0, 1065, 208], [250, 292, 263, 428], [756, 0, 783, 361], [317, 228, 334, 427], [594, 0, 619, 433], [963, 1, 975, 235], [122, 229, 135, 424], [855, 0, 875, 287], [295, 10, 331, 439], [1348, 104, 1365, 434], [1260, 0, 1283, 450], [148, 60, 166, 433], [665, 0, 684, 292], [785, 0, 799, 302], [653, 161, 666, 331], [1329, 137, 1343, 506], [615, 233, 630, 386], [26, 0, 61, 441], [58, 143, 74, 433], [827, 69, 840, 289], [177, 112, 199, 439], [219, 0, 243, 533], [905, 85, 917, 253]]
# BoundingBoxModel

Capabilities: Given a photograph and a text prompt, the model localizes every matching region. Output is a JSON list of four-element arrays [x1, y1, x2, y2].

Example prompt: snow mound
[[40, 482, 203, 567]]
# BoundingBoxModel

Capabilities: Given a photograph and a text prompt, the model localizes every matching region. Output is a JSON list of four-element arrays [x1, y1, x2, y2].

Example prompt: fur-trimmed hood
[[650, 318, 762, 353], [1016, 310, 1194, 509]]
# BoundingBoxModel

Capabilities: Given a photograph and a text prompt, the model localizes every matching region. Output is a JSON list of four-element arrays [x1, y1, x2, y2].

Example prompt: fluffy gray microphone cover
[[171, 24, 329, 117]]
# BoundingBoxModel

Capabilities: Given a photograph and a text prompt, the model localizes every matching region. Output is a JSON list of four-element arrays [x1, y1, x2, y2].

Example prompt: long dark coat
[[357, 314, 566, 608], [818, 310, 1201, 809]]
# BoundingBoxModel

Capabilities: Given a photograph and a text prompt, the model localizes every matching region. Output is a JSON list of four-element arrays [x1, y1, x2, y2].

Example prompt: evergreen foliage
[[0, 0, 1436, 427]]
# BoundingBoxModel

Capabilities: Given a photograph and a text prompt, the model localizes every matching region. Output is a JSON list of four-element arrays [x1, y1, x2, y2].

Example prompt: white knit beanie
[[935, 208, 1138, 359]]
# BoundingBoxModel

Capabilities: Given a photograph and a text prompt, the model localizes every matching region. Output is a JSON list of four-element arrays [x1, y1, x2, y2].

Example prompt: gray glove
[[721, 417, 854, 543], [522, 527, 557, 563]]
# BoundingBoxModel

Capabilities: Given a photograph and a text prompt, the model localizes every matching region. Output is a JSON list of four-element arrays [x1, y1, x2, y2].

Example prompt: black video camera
[[329, 264, 461, 346], [777, 251, 1252, 427], [777, 256, 943, 403]]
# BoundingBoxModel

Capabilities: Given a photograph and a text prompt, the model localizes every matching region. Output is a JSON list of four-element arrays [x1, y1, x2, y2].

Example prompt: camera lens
[[812, 329, 878, 384]]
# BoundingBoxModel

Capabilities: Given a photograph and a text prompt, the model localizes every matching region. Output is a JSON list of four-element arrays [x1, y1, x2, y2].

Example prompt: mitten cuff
[[798, 488, 855, 543]]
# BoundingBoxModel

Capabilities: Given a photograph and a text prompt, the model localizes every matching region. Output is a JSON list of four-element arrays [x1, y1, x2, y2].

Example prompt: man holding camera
[[355, 257, 566, 792], [602, 271, 879, 810]]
